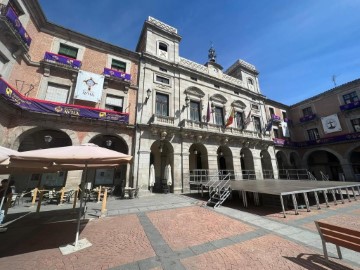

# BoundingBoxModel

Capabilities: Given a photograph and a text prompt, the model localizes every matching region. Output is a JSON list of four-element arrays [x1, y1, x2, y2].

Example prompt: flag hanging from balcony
[[281, 121, 290, 137], [206, 101, 211, 122], [74, 70, 104, 103], [244, 110, 252, 128], [225, 107, 235, 127], [264, 119, 273, 133]]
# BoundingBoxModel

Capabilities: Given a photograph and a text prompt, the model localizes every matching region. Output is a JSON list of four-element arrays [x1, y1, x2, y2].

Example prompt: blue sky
[[38, 0, 360, 105]]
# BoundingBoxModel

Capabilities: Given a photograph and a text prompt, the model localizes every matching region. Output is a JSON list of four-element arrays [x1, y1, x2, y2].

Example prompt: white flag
[[321, 114, 342, 134], [74, 70, 104, 102], [281, 121, 290, 137]]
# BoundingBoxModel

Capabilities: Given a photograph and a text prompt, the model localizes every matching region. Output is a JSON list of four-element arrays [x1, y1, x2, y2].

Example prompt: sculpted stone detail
[[210, 94, 227, 104], [184, 87, 205, 98], [148, 16, 178, 34]]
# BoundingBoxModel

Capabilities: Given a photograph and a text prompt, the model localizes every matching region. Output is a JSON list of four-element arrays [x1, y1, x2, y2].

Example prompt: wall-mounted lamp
[[144, 88, 151, 104], [106, 139, 112, 148], [159, 145, 163, 153], [260, 154, 264, 159], [219, 151, 223, 156], [44, 135, 53, 143], [182, 95, 190, 111], [211, 102, 215, 113], [193, 149, 198, 155], [240, 153, 244, 158]]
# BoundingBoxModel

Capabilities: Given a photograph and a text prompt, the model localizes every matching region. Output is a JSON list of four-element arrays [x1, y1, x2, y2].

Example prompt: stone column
[[173, 152, 183, 193], [340, 160, 356, 181], [182, 152, 190, 193], [136, 150, 151, 194]]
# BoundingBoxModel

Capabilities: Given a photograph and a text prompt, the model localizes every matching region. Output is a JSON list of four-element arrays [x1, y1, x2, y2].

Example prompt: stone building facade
[[133, 17, 276, 194], [265, 80, 360, 181], [0, 0, 139, 191]]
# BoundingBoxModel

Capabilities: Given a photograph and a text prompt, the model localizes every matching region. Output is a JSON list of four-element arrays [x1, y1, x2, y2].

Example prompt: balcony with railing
[[43, 52, 82, 70], [152, 114, 175, 126], [0, 4, 32, 51], [103, 68, 131, 82], [299, 113, 317, 123], [340, 101, 360, 111], [271, 114, 281, 122], [181, 119, 269, 140]]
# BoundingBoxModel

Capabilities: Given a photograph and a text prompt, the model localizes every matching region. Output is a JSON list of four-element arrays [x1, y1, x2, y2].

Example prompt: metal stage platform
[[230, 180, 360, 218]]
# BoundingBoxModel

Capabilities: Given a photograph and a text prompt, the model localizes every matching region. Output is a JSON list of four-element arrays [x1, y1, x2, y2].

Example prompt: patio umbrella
[[9, 143, 132, 248], [0, 146, 18, 164], [149, 164, 155, 192], [165, 164, 172, 186]]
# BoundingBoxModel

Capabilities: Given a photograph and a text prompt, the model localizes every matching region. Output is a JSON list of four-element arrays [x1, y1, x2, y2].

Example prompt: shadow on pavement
[[0, 208, 89, 258], [284, 253, 355, 270]]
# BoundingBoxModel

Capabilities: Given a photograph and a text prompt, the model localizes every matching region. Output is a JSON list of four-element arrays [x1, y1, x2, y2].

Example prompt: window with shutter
[[58, 44, 78, 59], [44, 83, 70, 103]]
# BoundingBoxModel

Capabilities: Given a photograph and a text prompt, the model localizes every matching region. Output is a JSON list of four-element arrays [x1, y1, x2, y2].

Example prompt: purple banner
[[5, 6, 31, 47], [340, 101, 360, 111], [0, 79, 128, 123], [300, 113, 316, 123], [104, 68, 131, 81], [44, 52, 82, 69]]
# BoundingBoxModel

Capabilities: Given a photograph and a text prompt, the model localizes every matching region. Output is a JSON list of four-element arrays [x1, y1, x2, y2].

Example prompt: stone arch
[[150, 140, 174, 193], [217, 145, 234, 175], [260, 150, 273, 178], [289, 151, 301, 169], [10, 126, 79, 150], [189, 143, 209, 171], [231, 100, 247, 110], [306, 149, 342, 180], [240, 148, 255, 179], [184, 86, 205, 98], [210, 93, 227, 104]]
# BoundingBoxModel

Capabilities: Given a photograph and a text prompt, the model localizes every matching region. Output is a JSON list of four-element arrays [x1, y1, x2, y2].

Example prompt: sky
[[38, 0, 360, 105]]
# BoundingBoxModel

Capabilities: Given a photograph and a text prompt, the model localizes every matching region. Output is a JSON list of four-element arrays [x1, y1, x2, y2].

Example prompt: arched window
[[248, 78, 254, 85]]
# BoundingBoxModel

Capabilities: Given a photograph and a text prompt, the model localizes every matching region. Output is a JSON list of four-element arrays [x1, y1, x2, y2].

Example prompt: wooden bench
[[315, 221, 360, 260]]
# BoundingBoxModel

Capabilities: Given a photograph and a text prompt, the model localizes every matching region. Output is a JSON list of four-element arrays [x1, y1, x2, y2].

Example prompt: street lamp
[[44, 135, 52, 143], [145, 88, 151, 104], [106, 139, 112, 148]]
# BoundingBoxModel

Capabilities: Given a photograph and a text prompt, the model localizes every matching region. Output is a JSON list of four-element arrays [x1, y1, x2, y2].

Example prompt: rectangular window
[[159, 67, 167, 72], [9, 0, 24, 16], [156, 93, 169, 116], [235, 111, 244, 129], [111, 59, 126, 72], [269, 107, 275, 117], [343, 91, 359, 104], [58, 43, 78, 59], [282, 111, 287, 120], [273, 128, 279, 138], [252, 104, 259, 110], [253, 116, 262, 133], [214, 84, 220, 89], [214, 107, 224, 126], [190, 77, 197, 81], [307, 128, 320, 140], [302, 107, 313, 116], [351, 118, 360, 132], [190, 101, 201, 122], [44, 83, 70, 103], [0, 54, 7, 74], [156, 75, 170, 85], [105, 95, 123, 112]]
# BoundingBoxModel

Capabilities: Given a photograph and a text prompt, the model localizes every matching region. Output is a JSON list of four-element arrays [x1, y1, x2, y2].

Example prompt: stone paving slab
[[147, 206, 255, 251], [181, 234, 358, 270], [1, 193, 360, 270]]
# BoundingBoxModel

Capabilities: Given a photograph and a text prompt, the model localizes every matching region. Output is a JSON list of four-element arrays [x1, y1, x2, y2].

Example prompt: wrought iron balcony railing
[[43, 52, 82, 69], [0, 4, 32, 48]]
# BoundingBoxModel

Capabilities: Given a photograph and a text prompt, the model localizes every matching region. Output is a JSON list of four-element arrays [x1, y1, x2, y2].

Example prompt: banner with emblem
[[321, 114, 342, 134], [0, 78, 128, 124], [74, 70, 104, 102]]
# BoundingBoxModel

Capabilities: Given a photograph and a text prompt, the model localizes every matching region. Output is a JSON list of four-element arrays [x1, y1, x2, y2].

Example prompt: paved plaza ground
[[0, 192, 359, 270]]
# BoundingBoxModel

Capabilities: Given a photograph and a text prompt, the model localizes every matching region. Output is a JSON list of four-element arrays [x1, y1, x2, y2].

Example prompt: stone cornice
[[24, 0, 140, 62]]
